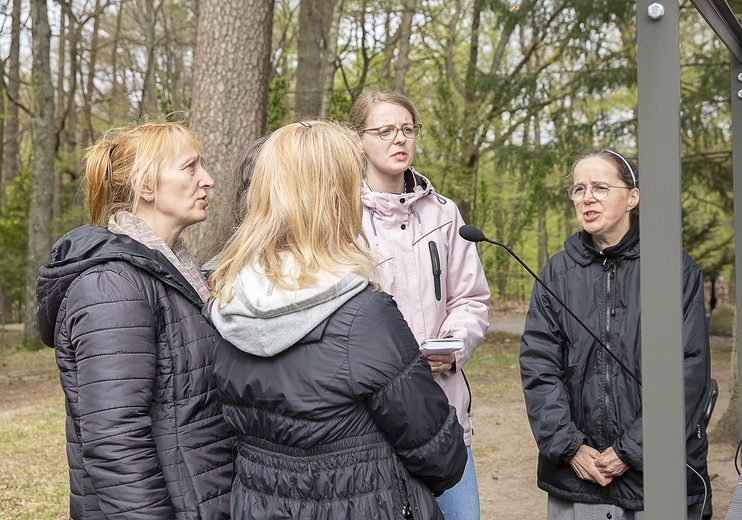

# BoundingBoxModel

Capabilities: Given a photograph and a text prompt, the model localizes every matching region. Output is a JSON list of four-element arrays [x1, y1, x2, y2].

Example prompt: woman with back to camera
[[519, 149, 711, 519], [209, 120, 467, 519], [348, 90, 491, 520], [36, 122, 233, 519]]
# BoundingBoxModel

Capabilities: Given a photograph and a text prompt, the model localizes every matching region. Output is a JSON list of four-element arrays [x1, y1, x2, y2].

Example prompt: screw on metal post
[[647, 3, 665, 20]]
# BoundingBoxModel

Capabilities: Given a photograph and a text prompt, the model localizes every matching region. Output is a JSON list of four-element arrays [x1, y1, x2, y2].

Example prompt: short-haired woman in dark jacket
[[36, 122, 233, 519], [520, 149, 711, 520], [209, 120, 467, 519], [519, 149, 711, 518]]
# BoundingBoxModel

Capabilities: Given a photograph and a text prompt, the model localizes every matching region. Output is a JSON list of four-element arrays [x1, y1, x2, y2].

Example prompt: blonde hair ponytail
[[82, 122, 204, 225]]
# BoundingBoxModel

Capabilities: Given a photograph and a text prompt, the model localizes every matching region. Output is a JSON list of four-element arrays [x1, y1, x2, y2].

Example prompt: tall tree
[[25, 0, 57, 349], [107, 0, 124, 124], [53, 6, 67, 237], [393, 0, 416, 92], [318, 0, 343, 117], [189, 0, 274, 260], [3, 0, 22, 199], [295, 0, 342, 118], [81, 0, 103, 146], [55, 6, 67, 147], [137, 0, 162, 119], [57, 0, 82, 152], [295, 0, 323, 117]]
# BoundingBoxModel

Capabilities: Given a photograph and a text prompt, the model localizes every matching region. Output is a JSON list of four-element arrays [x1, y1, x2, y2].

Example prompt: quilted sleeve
[[348, 292, 467, 494], [65, 267, 175, 518]]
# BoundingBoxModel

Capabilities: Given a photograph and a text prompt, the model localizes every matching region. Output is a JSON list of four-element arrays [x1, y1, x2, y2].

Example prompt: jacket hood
[[362, 167, 449, 246], [564, 217, 640, 267], [36, 225, 200, 347], [210, 258, 369, 357]]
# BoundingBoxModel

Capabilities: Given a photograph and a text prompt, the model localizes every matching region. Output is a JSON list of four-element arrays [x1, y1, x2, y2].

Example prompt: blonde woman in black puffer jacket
[[36, 122, 233, 519]]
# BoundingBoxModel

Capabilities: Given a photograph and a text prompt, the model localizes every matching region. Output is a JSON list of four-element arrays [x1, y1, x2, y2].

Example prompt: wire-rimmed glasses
[[566, 183, 632, 202]]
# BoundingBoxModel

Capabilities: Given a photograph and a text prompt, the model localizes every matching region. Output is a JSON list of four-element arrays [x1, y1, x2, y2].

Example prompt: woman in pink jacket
[[349, 90, 491, 519]]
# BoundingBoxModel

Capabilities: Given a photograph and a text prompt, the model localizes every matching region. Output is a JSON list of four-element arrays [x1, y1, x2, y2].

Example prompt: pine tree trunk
[[393, 0, 416, 93], [24, 0, 57, 350], [52, 8, 66, 238], [81, 0, 102, 147], [108, 0, 123, 126], [3, 0, 22, 199], [56, 7, 66, 144], [319, 0, 342, 117], [295, 0, 322, 118], [188, 0, 273, 261], [139, 0, 161, 119]]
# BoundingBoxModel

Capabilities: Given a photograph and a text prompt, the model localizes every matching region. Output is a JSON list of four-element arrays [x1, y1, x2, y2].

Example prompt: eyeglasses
[[566, 183, 632, 202], [362, 124, 422, 141]]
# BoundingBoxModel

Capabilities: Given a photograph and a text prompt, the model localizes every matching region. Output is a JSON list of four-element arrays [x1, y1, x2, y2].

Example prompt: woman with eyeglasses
[[519, 149, 711, 519], [349, 90, 490, 520]]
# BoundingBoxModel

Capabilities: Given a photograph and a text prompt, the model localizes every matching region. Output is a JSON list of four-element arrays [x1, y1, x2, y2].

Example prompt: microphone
[[458, 225, 486, 243], [459, 224, 641, 386]]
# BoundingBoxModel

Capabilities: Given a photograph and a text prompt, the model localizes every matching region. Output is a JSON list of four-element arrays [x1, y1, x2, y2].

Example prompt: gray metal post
[[688, 1, 742, 514], [732, 59, 742, 437], [636, 1, 687, 518]]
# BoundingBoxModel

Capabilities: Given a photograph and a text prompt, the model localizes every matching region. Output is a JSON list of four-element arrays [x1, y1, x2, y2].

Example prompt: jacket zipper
[[392, 456, 414, 518], [428, 241, 442, 301], [603, 259, 617, 453]]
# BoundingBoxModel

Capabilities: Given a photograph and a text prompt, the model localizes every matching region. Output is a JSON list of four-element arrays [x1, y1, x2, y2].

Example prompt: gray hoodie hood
[[210, 258, 369, 357]]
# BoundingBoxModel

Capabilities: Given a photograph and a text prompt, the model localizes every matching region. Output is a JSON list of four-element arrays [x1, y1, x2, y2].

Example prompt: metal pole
[[637, 1, 687, 518], [731, 59, 742, 437]]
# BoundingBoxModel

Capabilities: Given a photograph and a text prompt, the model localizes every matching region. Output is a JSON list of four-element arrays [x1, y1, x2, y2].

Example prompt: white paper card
[[419, 338, 464, 356]]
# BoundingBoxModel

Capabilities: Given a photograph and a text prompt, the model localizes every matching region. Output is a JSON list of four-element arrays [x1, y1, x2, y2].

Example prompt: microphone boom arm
[[463, 226, 642, 387]]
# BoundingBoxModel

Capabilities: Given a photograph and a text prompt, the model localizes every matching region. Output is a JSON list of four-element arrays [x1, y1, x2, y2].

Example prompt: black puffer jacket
[[36, 226, 233, 519], [213, 284, 467, 519], [519, 222, 710, 510]]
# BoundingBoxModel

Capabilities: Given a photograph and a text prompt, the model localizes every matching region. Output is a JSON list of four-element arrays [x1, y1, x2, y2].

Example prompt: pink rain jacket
[[362, 167, 490, 445]]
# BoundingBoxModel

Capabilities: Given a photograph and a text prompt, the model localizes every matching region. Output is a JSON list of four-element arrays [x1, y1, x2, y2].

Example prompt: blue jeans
[[437, 445, 480, 520]]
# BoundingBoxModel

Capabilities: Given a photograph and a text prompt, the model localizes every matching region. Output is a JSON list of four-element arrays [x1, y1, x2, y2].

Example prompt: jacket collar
[[210, 259, 369, 357], [566, 217, 640, 267], [362, 167, 432, 213], [36, 225, 203, 347]]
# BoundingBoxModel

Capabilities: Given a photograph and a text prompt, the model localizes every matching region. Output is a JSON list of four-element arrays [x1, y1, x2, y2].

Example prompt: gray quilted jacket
[[36, 225, 233, 519]]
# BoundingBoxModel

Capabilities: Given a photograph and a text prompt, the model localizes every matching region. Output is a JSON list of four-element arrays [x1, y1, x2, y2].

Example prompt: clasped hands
[[569, 444, 630, 486]]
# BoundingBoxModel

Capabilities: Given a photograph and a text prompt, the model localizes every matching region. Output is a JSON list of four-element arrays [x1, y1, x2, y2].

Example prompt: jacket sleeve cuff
[[613, 437, 643, 470], [561, 431, 588, 463]]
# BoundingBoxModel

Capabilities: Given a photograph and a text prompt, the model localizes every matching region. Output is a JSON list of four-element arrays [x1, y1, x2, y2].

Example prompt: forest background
[[0, 0, 738, 352]]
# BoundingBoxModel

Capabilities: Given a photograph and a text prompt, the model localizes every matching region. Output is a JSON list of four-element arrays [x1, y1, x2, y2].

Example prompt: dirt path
[[1, 321, 740, 518], [477, 322, 740, 518]]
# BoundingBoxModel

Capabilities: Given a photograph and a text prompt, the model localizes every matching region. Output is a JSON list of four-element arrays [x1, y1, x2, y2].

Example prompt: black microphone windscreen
[[459, 225, 485, 243]]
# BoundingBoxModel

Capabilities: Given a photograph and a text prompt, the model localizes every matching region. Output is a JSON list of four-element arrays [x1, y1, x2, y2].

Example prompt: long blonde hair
[[210, 121, 377, 306], [84, 122, 204, 225]]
